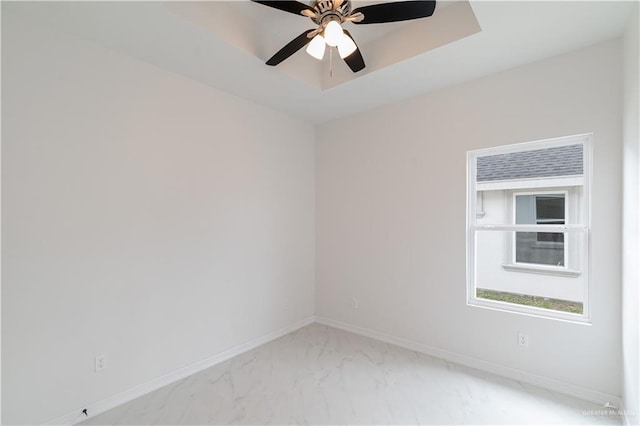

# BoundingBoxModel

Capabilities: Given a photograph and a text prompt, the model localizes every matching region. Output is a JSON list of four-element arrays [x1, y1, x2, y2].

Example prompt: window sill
[[502, 264, 581, 277]]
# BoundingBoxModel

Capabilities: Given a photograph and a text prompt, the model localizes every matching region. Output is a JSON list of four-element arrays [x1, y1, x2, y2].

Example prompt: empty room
[[2, 0, 639, 424]]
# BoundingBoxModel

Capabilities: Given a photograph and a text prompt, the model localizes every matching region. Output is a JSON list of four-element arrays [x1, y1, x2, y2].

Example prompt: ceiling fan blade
[[351, 1, 436, 24], [266, 30, 315, 66], [251, 1, 315, 16], [342, 30, 365, 73]]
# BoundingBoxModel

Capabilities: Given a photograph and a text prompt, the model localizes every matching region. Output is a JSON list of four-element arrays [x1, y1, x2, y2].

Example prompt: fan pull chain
[[329, 47, 333, 78]]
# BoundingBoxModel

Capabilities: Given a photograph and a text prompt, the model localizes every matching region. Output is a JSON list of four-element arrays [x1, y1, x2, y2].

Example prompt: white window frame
[[466, 134, 592, 323]]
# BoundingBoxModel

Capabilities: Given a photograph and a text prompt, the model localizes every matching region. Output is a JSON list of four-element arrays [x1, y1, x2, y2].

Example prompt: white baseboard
[[315, 316, 622, 409], [42, 316, 315, 425]]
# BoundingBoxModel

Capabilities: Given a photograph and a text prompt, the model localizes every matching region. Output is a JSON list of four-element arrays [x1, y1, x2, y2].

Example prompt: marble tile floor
[[82, 323, 621, 425]]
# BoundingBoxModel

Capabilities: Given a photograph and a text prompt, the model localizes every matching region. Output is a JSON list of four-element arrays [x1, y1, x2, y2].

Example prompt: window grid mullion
[[471, 225, 587, 233]]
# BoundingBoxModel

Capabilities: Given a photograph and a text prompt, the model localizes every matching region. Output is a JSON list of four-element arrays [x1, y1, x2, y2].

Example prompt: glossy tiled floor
[[82, 323, 621, 425]]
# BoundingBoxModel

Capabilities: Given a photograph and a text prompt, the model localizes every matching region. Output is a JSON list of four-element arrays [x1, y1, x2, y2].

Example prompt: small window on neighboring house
[[467, 135, 591, 322], [514, 192, 567, 267]]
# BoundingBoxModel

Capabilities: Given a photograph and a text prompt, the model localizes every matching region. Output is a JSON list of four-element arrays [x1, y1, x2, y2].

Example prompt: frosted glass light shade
[[324, 21, 343, 47], [337, 33, 357, 58], [306, 35, 326, 60]]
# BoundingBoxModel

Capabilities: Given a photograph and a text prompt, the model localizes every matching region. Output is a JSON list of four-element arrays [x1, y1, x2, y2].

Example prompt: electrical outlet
[[518, 333, 529, 347], [352, 298, 359, 309], [95, 355, 106, 372]]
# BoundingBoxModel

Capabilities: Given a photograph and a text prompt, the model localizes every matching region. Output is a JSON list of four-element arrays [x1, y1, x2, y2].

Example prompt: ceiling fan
[[252, 0, 437, 73]]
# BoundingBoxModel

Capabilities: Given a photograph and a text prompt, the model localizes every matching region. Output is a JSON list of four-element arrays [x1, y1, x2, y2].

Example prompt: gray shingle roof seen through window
[[476, 144, 583, 182]]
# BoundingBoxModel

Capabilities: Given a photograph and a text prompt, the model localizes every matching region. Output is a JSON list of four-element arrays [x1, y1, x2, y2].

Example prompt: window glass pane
[[474, 230, 584, 315], [476, 288, 583, 315], [513, 194, 566, 266], [536, 195, 564, 223], [515, 194, 565, 225], [515, 231, 565, 266], [515, 195, 536, 224], [475, 190, 508, 225], [476, 144, 583, 182], [468, 137, 589, 319]]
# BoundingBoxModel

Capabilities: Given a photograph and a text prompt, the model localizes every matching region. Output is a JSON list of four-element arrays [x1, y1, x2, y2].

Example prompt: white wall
[[622, 3, 640, 424], [2, 12, 315, 425], [317, 39, 622, 399]]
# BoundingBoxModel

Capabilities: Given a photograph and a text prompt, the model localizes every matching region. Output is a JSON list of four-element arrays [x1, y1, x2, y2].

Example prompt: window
[[467, 135, 591, 322], [514, 191, 567, 268]]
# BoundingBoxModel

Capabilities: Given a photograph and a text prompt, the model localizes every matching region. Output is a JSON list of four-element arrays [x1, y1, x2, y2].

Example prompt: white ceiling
[[6, 1, 635, 124], [163, 0, 482, 90]]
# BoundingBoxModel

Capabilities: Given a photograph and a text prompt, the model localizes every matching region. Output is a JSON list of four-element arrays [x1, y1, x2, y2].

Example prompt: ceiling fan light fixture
[[306, 34, 326, 60], [252, 0, 437, 73], [337, 33, 357, 58], [324, 20, 343, 47]]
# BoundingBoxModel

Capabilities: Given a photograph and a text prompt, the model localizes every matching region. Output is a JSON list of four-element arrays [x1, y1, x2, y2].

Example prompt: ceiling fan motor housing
[[311, 0, 352, 24]]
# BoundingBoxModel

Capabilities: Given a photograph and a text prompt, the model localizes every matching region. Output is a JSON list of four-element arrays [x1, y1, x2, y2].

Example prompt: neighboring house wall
[[317, 39, 622, 400], [2, 12, 316, 425]]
